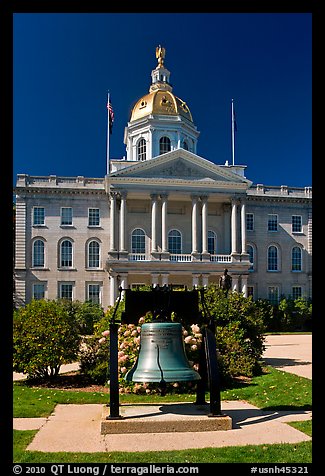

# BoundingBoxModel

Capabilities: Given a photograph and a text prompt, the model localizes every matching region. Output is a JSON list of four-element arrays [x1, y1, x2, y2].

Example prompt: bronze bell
[[125, 322, 201, 383]]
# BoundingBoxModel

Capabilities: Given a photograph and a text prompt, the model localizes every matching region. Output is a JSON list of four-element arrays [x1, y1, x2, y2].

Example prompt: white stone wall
[[246, 198, 311, 299], [15, 190, 111, 307]]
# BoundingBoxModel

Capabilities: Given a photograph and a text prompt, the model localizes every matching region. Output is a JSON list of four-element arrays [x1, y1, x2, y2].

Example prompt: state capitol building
[[14, 47, 312, 309]]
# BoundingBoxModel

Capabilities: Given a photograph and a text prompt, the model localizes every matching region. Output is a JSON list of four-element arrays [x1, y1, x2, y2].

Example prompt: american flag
[[107, 101, 114, 133]]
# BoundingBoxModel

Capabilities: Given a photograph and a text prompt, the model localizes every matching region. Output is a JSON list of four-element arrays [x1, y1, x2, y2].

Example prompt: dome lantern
[[150, 45, 172, 93], [124, 46, 200, 162]]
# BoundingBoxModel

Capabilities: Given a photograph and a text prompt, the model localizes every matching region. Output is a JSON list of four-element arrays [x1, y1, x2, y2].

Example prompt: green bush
[[201, 286, 266, 378], [257, 297, 312, 332], [13, 299, 81, 379]]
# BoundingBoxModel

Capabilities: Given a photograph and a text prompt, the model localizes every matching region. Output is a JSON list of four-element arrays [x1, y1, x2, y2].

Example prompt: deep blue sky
[[13, 13, 312, 187]]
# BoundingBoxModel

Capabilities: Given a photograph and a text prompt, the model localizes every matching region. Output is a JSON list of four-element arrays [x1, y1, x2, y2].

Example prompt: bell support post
[[107, 287, 123, 419]]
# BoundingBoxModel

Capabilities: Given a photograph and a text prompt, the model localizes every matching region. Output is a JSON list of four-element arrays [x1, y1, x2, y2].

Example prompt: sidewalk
[[262, 334, 312, 379], [14, 401, 311, 453]]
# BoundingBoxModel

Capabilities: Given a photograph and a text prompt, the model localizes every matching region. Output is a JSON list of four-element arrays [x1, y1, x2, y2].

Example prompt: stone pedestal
[[101, 403, 232, 434]]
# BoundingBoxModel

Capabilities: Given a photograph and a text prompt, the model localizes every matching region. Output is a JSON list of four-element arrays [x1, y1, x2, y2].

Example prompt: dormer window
[[160, 136, 171, 155]]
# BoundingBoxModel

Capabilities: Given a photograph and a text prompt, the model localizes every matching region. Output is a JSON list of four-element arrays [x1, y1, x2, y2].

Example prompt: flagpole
[[106, 90, 110, 175], [231, 98, 235, 166]]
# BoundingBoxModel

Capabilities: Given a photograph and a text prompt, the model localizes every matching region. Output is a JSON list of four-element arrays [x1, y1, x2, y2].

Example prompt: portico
[[105, 150, 252, 304]]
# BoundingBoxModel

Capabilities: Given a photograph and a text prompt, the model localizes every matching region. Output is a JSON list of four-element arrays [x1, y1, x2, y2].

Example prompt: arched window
[[131, 228, 145, 253], [247, 244, 254, 271], [60, 239, 73, 267], [168, 229, 182, 254], [159, 136, 171, 155], [33, 239, 45, 267], [267, 245, 278, 271], [207, 230, 217, 254], [88, 240, 100, 268], [137, 139, 146, 161], [292, 246, 302, 271]]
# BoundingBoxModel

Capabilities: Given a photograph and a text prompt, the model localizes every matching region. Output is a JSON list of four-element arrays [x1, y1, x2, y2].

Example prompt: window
[[159, 136, 171, 155], [182, 140, 189, 151], [33, 283, 45, 300], [87, 284, 101, 304], [168, 229, 182, 254], [292, 215, 302, 233], [33, 207, 45, 226], [88, 240, 100, 268], [59, 283, 73, 300], [32, 239, 45, 267], [268, 286, 279, 304], [60, 240, 73, 267], [61, 207, 73, 226], [268, 214, 278, 232], [247, 244, 254, 271], [292, 286, 302, 300], [267, 245, 278, 271], [131, 228, 145, 253], [292, 246, 302, 271], [207, 230, 217, 254], [137, 139, 146, 161], [88, 208, 100, 227], [246, 213, 254, 231]]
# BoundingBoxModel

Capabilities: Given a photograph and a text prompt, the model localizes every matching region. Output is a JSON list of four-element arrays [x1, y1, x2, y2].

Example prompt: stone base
[[101, 403, 232, 434]]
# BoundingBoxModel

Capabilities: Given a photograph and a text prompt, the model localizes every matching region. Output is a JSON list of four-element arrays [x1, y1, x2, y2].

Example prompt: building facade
[[14, 47, 312, 309]]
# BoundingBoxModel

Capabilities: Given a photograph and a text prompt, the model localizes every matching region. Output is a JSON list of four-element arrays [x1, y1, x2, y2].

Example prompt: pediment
[[110, 150, 251, 186]]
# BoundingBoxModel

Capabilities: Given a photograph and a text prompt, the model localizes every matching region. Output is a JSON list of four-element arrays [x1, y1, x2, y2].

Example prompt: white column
[[177, 131, 181, 149], [119, 192, 127, 252], [223, 203, 231, 254], [241, 275, 248, 297], [161, 273, 169, 286], [191, 195, 198, 254], [109, 192, 117, 251], [232, 275, 239, 292], [151, 194, 158, 252], [202, 274, 209, 288], [192, 274, 200, 289], [119, 273, 128, 291], [241, 200, 246, 254], [231, 199, 238, 254], [201, 195, 208, 254], [119, 273, 128, 300], [109, 272, 118, 305], [151, 273, 159, 288], [161, 194, 168, 253]]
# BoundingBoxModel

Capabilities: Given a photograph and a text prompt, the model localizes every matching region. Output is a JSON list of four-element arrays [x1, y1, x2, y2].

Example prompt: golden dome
[[130, 89, 193, 123], [130, 46, 193, 123]]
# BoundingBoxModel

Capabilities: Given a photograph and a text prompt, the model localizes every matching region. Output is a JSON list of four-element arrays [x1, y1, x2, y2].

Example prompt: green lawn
[[13, 366, 312, 463]]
